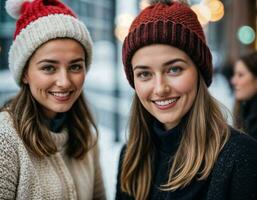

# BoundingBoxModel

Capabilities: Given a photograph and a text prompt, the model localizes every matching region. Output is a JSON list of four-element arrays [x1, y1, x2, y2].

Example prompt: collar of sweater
[[241, 94, 257, 118], [50, 128, 69, 152], [45, 113, 69, 151], [152, 120, 182, 154], [44, 113, 67, 133]]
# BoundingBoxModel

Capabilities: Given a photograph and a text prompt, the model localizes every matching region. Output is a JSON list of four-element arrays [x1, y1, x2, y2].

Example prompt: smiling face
[[132, 44, 198, 130], [231, 60, 257, 101], [23, 39, 86, 119]]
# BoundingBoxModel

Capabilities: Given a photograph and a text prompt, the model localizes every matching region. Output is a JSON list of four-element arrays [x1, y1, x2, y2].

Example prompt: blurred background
[[0, 0, 256, 199]]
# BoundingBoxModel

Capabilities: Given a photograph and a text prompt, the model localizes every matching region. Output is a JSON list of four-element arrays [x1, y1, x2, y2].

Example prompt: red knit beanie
[[122, 0, 213, 88], [6, 0, 93, 86]]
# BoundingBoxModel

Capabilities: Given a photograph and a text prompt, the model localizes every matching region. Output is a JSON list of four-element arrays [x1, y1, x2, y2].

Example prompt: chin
[[53, 106, 72, 113], [236, 96, 248, 101]]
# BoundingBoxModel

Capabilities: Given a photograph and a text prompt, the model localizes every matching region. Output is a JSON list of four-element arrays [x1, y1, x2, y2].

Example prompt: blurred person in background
[[115, 0, 257, 200], [231, 51, 257, 140], [0, 0, 106, 199]]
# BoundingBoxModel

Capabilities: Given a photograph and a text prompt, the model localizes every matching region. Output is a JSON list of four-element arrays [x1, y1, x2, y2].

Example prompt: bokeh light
[[140, 0, 149, 10], [206, 0, 224, 22], [191, 4, 211, 26], [237, 26, 256, 45], [115, 14, 135, 42]]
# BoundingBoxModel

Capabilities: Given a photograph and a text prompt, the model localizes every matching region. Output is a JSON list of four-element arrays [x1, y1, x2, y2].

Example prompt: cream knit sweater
[[0, 111, 106, 200]]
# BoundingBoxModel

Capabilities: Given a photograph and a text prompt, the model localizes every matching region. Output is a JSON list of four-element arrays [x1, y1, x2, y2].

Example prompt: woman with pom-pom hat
[[0, 0, 106, 199], [115, 0, 257, 199]]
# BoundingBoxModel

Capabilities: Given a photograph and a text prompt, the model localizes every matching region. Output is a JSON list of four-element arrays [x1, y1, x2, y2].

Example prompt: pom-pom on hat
[[6, 0, 93, 86], [122, 0, 213, 88]]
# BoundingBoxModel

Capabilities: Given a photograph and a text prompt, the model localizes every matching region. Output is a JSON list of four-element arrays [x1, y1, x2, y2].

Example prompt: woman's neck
[[152, 119, 183, 154], [44, 113, 67, 133]]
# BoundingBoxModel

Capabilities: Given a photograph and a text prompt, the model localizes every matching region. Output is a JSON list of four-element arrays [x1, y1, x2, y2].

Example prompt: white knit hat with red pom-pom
[[6, 0, 93, 86]]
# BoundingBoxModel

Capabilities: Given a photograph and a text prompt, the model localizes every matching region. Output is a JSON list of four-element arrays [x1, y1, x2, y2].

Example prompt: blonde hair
[[2, 84, 97, 159], [120, 75, 230, 200]]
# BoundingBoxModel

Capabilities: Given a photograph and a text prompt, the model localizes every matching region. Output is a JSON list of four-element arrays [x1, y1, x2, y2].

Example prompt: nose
[[154, 75, 171, 96], [231, 75, 236, 86], [56, 70, 71, 88]]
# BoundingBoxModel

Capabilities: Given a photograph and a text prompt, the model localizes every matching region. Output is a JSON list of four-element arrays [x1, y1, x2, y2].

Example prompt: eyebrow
[[133, 58, 187, 71], [36, 58, 85, 64], [163, 58, 187, 66]]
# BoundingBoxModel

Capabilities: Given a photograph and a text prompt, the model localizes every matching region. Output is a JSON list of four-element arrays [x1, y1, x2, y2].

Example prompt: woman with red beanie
[[0, 0, 106, 199], [115, 0, 257, 199]]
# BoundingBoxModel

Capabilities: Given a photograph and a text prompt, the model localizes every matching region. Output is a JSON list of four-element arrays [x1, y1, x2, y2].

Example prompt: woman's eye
[[41, 65, 55, 73], [137, 71, 151, 79], [168, 66, 182, 75], [70, 64, 83, 72], [237, 73, 244, 78]]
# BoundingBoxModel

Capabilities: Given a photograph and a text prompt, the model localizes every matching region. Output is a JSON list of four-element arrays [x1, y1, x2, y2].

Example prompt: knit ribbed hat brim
[[122, 1, 213, 88], [9, 14, 93, 85]]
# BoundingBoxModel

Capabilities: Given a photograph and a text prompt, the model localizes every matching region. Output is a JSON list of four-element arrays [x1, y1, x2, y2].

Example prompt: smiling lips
[[153, 97, 179, 110], [49, 91, 73, 101]]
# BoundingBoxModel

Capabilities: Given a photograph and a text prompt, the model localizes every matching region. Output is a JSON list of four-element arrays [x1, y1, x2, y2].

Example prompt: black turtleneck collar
[[242, 94, 257, 109], [241, 94, 257, 119], [45, 113, 67, 133], [152, 119, 183, 154], [240, 94, 257, 139]]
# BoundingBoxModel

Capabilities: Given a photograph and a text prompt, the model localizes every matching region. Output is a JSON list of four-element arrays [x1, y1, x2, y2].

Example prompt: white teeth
[[155, 98, 177, 106], [51, 92, 70, 97]]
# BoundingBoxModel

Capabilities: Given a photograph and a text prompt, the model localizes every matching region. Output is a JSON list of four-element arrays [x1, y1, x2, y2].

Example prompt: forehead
[[29, 39, 85, 60], [235, 60, 250, 73], [134, 44, 188, 57], [38, 38, 83, 51], [131, 44, 193, 67]]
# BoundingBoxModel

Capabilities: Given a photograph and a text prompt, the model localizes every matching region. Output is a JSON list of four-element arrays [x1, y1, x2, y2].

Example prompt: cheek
[[73, 74, 85, 88], [172, 75, 197, 94], [237, 77, 245, 85], [28, 76, 52, 90], [175, 82, 194, 93], [134, 81, 151, 99], [135, 86, 145, 100], [26, 70, 51, 87], [246, 82, 257, 94]]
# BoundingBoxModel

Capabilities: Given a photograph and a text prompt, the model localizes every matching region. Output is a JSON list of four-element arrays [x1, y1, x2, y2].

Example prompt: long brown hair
[[1, 84, 97, 159], [120, 75, 230, 200]]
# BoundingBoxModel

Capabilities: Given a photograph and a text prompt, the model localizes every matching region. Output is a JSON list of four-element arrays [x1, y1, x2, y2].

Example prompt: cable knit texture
[[6, 0, 93, 85], [0, 111, 106, 200], [122, 1, 213, 88]]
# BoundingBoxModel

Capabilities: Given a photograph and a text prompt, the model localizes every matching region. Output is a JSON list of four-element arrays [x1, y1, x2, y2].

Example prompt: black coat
[[115, 127, 257, 200], [240, 94, 257, 140]]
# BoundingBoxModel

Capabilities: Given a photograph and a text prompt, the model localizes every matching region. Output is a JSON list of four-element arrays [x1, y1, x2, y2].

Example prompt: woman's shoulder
[[208, 127, 257, 199], [0, 111, 20, 148], [79, 139, 102, 165], [117, 144, 127, 171], [226, 128, 257, 151], [118, 144, 127, 159], [215, 127, 257, 168], [0, 111, 20, 168]]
